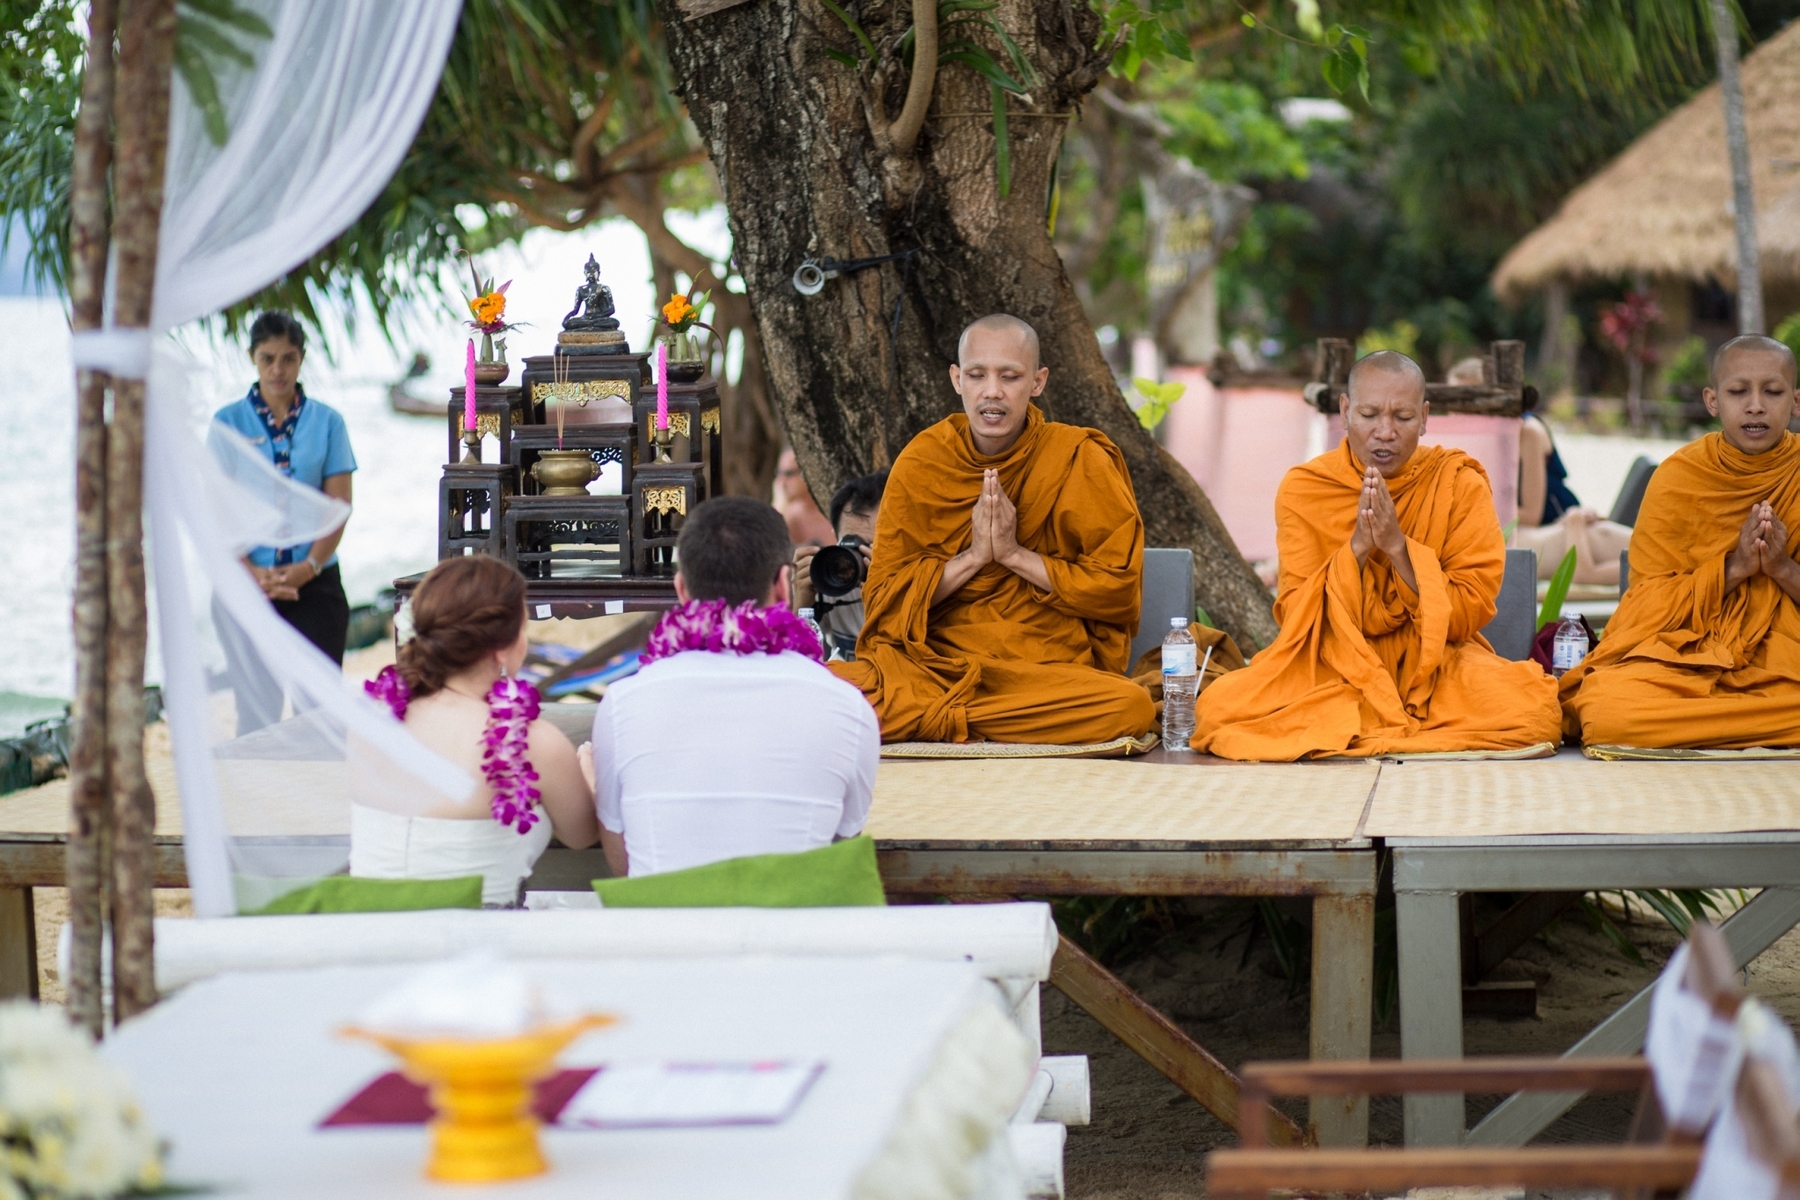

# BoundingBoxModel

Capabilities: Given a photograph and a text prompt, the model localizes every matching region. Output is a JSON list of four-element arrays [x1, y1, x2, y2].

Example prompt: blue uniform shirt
[[211, 386, 357, 568]]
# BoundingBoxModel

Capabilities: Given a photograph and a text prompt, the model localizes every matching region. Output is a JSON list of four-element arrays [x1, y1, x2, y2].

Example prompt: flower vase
[[475, 331, 510, 385], [664, 329, 704, 383]]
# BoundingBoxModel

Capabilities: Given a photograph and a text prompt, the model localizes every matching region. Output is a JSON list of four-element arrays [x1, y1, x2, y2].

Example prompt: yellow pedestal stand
[[345, 1015, 616, 1183]]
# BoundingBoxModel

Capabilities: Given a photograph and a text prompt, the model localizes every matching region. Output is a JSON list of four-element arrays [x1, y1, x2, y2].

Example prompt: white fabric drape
[[75, 0, 467, 916]]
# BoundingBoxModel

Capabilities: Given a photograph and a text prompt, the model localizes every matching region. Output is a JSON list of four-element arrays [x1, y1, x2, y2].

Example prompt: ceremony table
[[1370, 750, 1800, 1147], [103, 957, 1010, 1199]]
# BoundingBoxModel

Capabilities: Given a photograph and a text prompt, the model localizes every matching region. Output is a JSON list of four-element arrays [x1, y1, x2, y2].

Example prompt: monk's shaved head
[[1711, 335, 1797, 387], [959, 314, 1041, 370], [1347, 350, 1427, 403]]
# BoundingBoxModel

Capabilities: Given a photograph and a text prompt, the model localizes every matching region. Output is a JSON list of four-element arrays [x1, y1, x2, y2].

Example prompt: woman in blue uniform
[[212, 311, 358, 663]]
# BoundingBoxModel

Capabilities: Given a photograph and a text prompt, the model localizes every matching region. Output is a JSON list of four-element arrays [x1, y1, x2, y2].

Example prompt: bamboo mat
[[1585, 744, 1800, 761], [0, 738, 349, 840], [865, 758, 1377, 843], [1369, 742, 1559, 763], [1365, 755, 1800, 837], [880, 733, 1160, 760]]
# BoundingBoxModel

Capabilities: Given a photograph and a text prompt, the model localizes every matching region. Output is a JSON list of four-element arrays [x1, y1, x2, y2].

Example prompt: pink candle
[[656, 341, 669, 430], [463, 339, 477, 431]]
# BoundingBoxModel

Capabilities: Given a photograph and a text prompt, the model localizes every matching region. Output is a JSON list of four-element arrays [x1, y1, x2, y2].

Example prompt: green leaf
[[1130, 376, 1187, 428], [173, 38, 228, 146], [1194, 605, 1215, 630], [816, 0, 876, 62], [990, 81, 1011, 198], [823, 47, 859, 68], [1537, 545, 1579, 629], [939, 47, 1028, 97]]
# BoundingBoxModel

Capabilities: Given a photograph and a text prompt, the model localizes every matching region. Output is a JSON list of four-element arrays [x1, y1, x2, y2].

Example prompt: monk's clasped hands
[[1727, 499, 1799, 593], [1351, 466, 1407, 564]]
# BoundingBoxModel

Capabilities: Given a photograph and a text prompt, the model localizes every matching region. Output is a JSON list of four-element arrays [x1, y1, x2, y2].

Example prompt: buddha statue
[[558, 255, 627, 354]]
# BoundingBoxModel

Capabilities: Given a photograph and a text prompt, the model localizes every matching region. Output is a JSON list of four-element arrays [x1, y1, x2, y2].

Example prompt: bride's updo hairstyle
[[396, 556, 529, 697]]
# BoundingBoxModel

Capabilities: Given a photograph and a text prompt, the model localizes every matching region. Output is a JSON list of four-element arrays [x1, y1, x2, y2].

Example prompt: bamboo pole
[[66, 0, 119, 1040], [106, 0, 178, 1024], [1711, 0, 1763, 335]]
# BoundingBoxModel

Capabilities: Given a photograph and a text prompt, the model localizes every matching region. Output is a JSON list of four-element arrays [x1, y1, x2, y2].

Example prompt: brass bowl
[[531, 449, 600, 496], [474, 361, 511, 385]]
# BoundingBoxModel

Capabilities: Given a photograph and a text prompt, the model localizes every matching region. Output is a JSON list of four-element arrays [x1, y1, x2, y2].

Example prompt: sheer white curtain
[[76, 0, 468, 917]]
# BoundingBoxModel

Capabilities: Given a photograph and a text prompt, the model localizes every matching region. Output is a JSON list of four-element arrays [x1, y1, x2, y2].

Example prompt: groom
[[590, 497, 880, 877]]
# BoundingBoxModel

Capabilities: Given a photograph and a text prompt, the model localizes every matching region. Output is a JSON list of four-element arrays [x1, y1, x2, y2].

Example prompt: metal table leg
[[1310, 892, 1374, 1146], [1397, 888, 1463, 1145]]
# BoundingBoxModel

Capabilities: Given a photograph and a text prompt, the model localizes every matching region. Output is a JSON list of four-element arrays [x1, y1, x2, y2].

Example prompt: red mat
[[321, 1068, 599, 1127]]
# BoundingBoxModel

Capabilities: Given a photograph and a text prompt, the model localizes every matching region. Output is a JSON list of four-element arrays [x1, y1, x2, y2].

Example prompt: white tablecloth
[[104, 957, 1007, 1199]]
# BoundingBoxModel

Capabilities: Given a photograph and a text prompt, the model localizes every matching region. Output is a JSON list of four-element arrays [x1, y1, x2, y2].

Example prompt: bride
[[352, 556, 598, 906]]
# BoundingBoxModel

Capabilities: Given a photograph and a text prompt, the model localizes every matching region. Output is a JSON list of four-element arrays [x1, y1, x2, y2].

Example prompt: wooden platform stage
[[5, 747, 1800, 1149]]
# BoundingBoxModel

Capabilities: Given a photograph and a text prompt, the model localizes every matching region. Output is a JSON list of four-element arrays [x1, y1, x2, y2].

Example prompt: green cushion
[[247, 875, 485, 915], [592, 837, 887, 909]]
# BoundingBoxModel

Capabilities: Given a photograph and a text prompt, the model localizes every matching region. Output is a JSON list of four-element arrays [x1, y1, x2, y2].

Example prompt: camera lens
[[811, 544, 865, 598]]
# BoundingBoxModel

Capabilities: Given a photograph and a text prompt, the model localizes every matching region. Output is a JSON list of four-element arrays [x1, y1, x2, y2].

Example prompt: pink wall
[[1161, 368, 1316, 562]]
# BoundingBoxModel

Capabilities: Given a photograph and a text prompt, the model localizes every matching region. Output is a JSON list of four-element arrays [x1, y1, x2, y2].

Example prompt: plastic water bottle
[[798, 607, 826, 654], [1162, 617, 1199, 750], [1551, 615, 1590, 677]]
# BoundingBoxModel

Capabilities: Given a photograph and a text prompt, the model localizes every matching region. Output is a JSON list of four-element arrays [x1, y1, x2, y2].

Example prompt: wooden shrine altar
[[397, 263, 721, 618]]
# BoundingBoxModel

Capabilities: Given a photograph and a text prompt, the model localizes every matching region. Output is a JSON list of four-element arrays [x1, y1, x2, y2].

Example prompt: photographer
[[793, 471, 887, 660]]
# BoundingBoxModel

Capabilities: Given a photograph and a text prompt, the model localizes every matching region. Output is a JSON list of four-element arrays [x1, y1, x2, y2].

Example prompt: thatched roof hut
[[1493, 21, 1800, 303]]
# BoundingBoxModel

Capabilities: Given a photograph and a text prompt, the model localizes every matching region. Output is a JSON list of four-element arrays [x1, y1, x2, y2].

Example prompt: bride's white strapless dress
[[349, 804, 554, 907]]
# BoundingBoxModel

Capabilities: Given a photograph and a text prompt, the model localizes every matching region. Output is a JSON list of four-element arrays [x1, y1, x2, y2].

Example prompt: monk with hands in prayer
[[1561, 335, 1800, 749], [832, 314, 1155, 744], [1196, 350, 1562, 759]]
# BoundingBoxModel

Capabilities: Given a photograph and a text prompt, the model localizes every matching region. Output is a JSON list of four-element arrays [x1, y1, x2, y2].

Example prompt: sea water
[[0, 215, 703, 706]]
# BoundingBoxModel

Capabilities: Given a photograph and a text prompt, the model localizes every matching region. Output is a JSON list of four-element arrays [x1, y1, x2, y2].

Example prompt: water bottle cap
[[1170, 617, 1189, 628]]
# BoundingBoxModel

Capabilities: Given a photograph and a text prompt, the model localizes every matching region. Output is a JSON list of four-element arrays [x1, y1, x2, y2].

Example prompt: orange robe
[[832, 407, 1155, 743], [1195, 443, 1561, 760], [1561, 432, 1800, 749]]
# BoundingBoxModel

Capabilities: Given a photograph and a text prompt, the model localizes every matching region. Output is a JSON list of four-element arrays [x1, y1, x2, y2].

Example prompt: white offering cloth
[[102, 957, 1032, 1200], [1646, 943, 1745, 1134], [151, 902, 1060, 993]]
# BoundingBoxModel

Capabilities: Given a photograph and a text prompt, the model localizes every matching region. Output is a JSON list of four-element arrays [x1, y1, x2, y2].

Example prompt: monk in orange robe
[[1562, 336, 1800, 749], [831, 315, 1155, 743], [1196, 351, 1562, 760]]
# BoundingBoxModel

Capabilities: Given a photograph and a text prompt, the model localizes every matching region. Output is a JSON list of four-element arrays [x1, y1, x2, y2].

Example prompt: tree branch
[[889, 0, 937, 155]]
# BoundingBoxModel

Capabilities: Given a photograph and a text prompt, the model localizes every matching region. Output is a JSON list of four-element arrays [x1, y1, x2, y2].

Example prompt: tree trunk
[[67, 0, 118, 1040], [105, 0, 177, 1024], [657, 1, 1279, 651], [1711, 0, 1762, 335]]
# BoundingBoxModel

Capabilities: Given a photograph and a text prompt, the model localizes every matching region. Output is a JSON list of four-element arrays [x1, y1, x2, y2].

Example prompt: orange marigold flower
[[470, 292, 506, 326], [661, 294, 696, 327]]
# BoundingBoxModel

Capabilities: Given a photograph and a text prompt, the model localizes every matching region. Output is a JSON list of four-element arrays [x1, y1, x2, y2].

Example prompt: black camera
[[811, 534, 869, 599]]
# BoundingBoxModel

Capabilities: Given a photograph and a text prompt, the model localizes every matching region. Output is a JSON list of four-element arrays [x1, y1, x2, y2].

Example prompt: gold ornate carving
[[651, 412, 691, 438], [531, 379, 631, 406], [476, 412, 502, 440], [700, 408, 721, 435], [642, 485, 688, 516]]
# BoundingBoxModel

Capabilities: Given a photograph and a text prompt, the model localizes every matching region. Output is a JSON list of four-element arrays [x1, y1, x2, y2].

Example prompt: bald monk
[[1562, 335, 1800, 749], [1195, 351, 1562, 759], [831, 315, 1156, 743]]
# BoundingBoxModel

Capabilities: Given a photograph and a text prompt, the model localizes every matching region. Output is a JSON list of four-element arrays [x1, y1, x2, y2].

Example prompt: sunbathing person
[[831, 314, 1155, 744], [353, 556, 599, 906], [1196, 350, 1562, 760], [1444, 357, 1631, 587], [592, 497, 879, 877], [1561, 335, 1800, 749]]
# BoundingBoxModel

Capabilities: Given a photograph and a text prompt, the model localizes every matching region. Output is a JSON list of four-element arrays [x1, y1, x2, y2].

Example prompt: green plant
[[1130, 376, 1186, 430], [1537, 545, 1577, 629], [1773, 312, 1800, 364], [1663, 335, 1710, 389], [1357, 319, 1420, 359]]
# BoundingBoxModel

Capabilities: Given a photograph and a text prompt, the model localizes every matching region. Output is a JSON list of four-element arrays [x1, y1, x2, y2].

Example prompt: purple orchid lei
[[639, 598, 824, 666], [365, 666, 542, 835]]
